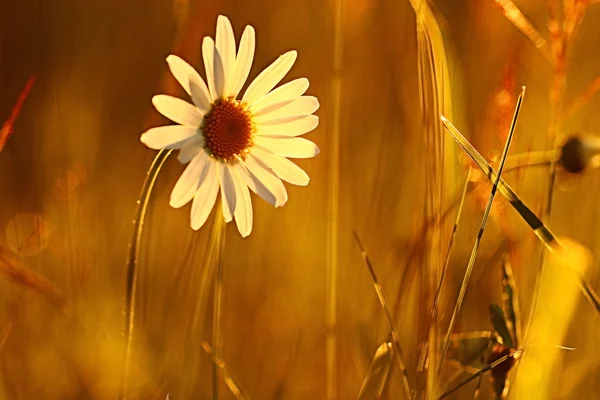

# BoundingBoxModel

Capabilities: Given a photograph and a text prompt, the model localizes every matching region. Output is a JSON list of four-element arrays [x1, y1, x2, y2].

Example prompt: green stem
[[212, 210, 227, 400], [119, 149, 173, 400]]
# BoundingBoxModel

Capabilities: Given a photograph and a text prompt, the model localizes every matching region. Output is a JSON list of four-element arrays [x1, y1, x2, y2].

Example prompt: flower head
[[141, 15, 320, 237]]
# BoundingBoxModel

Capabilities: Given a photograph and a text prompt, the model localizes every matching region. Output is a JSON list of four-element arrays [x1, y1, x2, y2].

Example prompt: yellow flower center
[[202, 99, 253, 162]]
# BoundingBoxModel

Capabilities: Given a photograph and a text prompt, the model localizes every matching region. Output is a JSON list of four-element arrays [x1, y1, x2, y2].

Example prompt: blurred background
[[1, 0, 600, 398]]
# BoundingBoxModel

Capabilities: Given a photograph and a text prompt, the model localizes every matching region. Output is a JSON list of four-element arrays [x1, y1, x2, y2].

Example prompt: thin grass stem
[[353, 231, 412, 399]]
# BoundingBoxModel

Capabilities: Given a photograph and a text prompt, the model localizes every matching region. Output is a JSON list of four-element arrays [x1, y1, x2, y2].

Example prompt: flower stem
[[212, 209, 227, 400], [119, 149, 173, 400]]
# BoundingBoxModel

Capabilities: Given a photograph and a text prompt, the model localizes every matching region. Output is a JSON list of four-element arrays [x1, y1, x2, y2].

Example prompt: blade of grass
[[416, 168, 471, 392], [357, 342, 394, 400], [438, 88, 525, 377], [353, 232, 412, 399], [119, 148, 173, 400]]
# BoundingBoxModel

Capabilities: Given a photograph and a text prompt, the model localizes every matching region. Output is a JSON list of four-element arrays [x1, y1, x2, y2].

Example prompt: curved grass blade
[[353, 232, 412, 400], [438, 87, 525, 376], [358, 342, 394, 400], [439, 115, 600, 315], [119, 148, 173, 400]]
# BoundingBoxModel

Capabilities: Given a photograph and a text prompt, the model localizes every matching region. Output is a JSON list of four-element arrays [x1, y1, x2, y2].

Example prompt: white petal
[[216, 15, 236, 96], [141, 126, 199, 150], [242, 51, 298, 107], [218, 163, 236, 222], [254, 136, 320, 159], [202, 37, 217, 101], [178, 136, 205, 164], [152, 95, 203, 127], [251, 147, 309, 186], [256, 115, 319, 137], [229, 25, 255, 99], [170, 151, 209, 208], [243, 154, 288, 206], [231, 164, 253, 237], [191, 159, 219, 230], [166, 55, 202, 96], [249, 78, 309, 116], [189, 74, 211, 115], [254, 96, 319, 123], [235, 162, 277, 206]]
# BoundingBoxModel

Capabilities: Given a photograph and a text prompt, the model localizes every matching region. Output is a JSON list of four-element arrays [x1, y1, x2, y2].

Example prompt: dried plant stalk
[[406, 0, 457, 396], [494, 0, 552, 62], [0, 248, 66, 312], [200, 341, 250, 400], [326, 0, 345, 396]]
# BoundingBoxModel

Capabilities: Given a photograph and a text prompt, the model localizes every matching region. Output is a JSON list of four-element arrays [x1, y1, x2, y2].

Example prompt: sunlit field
[[2, 0, 600, 399]]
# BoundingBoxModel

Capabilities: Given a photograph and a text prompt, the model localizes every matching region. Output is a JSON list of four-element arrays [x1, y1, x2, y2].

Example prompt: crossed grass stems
[[356, 89, 600, 399]]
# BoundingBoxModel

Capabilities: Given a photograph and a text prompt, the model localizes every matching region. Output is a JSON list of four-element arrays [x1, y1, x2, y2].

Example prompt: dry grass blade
[[0, 74, 36, 153], [438, 88, 525, 377], [119, 148, 173, 400], [353, 232, 412, 399], [564, 75, 600, 118], [494, 0, 552, 62], [200, 341, 251, 400], [358, 342, 394, 399], [416, 168, 471, 389], [0, 323, 11, 353], [440, 116, 600, 315], [0, 245, 66, 312]]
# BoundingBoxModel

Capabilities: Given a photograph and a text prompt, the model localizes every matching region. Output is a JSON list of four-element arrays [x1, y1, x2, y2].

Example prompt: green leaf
[[489, 303, 514, 349], [447, 331, 498, 369]]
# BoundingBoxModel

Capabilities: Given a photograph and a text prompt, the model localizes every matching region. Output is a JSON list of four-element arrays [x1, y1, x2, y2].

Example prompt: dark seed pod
[[559, 135, 587, 174]]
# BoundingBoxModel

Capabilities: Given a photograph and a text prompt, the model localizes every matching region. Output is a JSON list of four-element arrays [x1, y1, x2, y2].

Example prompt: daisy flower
[[141, 15, 320, 237]]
